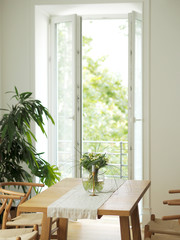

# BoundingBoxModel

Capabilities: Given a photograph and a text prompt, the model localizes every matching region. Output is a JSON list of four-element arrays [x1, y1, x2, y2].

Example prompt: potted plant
[[80, 152, 109, 192], [0, 87, 60, 188]]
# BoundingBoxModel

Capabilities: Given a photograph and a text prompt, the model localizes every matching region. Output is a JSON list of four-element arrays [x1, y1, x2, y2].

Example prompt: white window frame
[[128, 11, 143, 180], [50, 13, 143, 180], [33, 0, 150, 226], [49, 15, 82, 177]]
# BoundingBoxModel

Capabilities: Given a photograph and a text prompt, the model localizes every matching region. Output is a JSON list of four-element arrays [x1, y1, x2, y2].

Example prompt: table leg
[[58, 218, 68, 240], [40, 213, 52, 240], [131, 205, 142, 240], [119, 216, 131, 240]]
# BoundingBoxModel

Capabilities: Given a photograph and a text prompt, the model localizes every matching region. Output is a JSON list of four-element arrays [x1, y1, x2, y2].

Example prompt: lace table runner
[[47, 179, 125, 219]]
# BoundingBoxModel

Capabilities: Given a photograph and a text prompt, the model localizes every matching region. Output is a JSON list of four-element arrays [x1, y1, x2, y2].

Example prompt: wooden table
[[17, 178, 150, 240]]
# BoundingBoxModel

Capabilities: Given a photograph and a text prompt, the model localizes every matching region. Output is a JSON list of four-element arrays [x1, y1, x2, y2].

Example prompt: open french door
[[50, 12, 142, 180], [50, 15, 82, 178]]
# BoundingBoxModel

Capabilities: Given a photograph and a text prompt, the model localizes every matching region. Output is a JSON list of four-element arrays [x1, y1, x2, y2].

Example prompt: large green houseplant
[[0, 87, 60, 187]]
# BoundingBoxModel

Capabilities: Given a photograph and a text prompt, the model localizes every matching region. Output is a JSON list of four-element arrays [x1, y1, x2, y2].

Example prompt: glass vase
[[82, 167, 104, 193]]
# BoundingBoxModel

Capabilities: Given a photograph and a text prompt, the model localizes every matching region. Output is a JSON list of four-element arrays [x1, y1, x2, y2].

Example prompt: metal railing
[[82, 140, 128, 179], [57, 140, 128, 179]]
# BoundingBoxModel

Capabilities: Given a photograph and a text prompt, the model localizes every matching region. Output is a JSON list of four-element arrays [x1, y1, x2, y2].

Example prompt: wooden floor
[[67, 217, 121, 240], [66, 216, 144, 240]]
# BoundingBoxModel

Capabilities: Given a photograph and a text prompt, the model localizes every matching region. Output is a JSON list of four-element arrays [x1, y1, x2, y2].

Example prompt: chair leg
[[50, 218, 60, 239], [33, 225, 39, 240], [151, 214, 155, 221], [144, 225, 152, 239]]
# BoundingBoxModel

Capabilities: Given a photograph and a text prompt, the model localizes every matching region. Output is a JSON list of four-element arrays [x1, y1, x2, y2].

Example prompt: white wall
[[35, 7, 49, 160], [150, 0, 180, 217], [1, 0, 180, 218], [1, 0, 32, 106]]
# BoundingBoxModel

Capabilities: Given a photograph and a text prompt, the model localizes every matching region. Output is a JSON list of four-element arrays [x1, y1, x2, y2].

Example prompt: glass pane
[[134, 19, 142, 119], [57, 21, 74, 178], [82, 19, 128, 179]]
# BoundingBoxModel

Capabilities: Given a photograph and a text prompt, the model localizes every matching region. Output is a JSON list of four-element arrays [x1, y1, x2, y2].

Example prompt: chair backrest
[[0, 182, 44, 229], [0, 182, 44, 205], [0, 188, 24, 229]]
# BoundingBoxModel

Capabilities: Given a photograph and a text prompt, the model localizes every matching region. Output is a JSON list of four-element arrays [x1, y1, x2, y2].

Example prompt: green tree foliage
[[82, 36, 128, 142]]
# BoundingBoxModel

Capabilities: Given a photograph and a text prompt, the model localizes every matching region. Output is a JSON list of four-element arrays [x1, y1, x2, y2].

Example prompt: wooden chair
[[0, 182, 59, 239], [0, 182, 44, 230], [144, 189, 180, 239], [0, 182, 45, 205], [145, 235, 180, 240], [0, 191, 38, 240], [0, 225, 38, 240]]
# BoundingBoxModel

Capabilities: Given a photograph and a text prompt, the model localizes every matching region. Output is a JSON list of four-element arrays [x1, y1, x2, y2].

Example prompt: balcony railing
[[82, 140, 128, 179], [58, 140, 128, 179]]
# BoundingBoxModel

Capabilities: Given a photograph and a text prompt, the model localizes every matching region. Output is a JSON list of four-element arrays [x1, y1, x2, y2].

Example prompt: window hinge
[[77, 96, 80, 112]]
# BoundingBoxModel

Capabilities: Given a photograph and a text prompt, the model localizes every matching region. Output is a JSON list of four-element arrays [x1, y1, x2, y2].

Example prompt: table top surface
[[18, 178, 150, 217]]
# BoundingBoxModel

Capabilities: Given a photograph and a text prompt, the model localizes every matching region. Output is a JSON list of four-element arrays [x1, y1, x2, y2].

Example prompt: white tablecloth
[[47, 179, 125, 219]]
